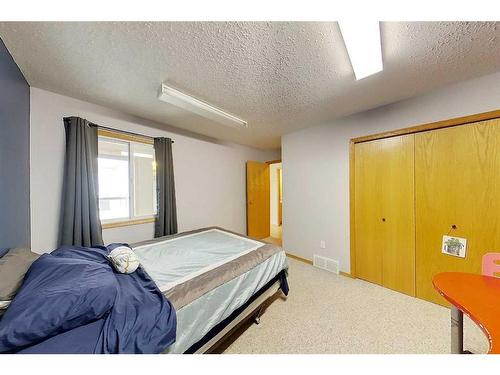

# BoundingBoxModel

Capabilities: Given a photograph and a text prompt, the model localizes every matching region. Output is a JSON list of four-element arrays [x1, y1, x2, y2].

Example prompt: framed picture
[[442, 235, 467, 258]]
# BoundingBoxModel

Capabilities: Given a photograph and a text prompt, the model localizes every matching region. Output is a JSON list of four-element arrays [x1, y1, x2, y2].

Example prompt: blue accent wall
[[0, 38, 30, 250]]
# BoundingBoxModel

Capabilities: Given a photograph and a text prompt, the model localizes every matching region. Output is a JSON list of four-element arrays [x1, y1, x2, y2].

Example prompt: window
[[97, 133, 156, 224]]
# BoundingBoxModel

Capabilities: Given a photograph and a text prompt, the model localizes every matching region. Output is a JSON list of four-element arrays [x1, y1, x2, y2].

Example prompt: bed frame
[[184, 271, 287, 354]]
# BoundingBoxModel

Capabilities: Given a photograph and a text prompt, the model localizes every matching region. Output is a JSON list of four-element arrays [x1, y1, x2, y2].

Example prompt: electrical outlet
[[320, 240, 326, 249]]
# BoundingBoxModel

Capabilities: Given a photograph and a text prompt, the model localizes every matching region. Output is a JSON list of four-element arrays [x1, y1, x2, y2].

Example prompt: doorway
[[267, 162, 282, 245], [246, 160, 283, 246]]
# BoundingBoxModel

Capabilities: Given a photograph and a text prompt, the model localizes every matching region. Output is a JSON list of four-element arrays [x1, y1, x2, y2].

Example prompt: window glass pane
[[98, 138, 130, 220], [132, 142, 156, 217]]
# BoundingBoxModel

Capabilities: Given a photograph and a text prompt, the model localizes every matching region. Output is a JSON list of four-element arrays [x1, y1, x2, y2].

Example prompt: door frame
[[245, 159, 282, 238], [349, 109, 500, 278], [266, 159, 282, 165], [267, 159, 283, 229]]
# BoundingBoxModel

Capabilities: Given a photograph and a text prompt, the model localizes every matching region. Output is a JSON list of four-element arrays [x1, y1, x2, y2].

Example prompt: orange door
[[415, 119, 500, 305], [354, 135, 415, 296], [246, 161, 270, 238]]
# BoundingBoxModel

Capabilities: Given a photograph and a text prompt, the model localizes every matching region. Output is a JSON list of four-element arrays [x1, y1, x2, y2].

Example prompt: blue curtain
[[154, 137, 177, 237], [59, 117, 103, 247]]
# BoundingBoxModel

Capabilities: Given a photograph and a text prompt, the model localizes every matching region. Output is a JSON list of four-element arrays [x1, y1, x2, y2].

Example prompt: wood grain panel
[[354, 140, 385, 285], [379, 135, 415, 296], [415, 119, 500, 305], [354, 135, 415, 295], [97, 128, 153, 145], [101, 217, 154, 229], [246, 161, 270, 238], [352, 109, 500, 144]]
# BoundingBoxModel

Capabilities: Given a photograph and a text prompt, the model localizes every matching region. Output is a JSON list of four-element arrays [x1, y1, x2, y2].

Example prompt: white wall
[[282, 71, 500, 273], [30, 88, 279, 253]]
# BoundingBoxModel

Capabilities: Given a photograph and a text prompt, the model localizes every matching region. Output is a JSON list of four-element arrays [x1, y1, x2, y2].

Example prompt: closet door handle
[[382, 218, 386, 222]]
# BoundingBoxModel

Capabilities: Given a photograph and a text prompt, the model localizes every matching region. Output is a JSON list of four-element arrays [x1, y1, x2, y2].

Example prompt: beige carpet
[[219, 258, 489, 354], [264, 225, 282, 246]]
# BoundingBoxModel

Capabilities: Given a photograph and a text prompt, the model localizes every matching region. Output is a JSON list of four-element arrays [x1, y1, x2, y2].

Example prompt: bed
[[132, 227, 289, 354], [0, 227, 288, 354]]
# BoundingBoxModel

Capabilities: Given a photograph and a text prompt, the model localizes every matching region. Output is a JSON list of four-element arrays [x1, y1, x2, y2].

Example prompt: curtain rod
[[96, 125, 174, 143]]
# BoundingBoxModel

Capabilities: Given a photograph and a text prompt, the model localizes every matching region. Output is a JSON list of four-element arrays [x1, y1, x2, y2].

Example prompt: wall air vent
[[313, 254, 339, 274]]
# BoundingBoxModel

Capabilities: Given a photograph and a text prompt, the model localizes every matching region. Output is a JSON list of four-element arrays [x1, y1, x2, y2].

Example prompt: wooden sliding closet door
[[355, 135, 415, 295], [380, 135, 416, 295], [354, 140, 385, 285], [415, 119, 500, 305]]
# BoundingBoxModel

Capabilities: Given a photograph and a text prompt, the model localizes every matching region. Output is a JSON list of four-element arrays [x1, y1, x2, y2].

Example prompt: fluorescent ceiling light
[[338, 21, 383, 80], [158, 83, 248, 128]]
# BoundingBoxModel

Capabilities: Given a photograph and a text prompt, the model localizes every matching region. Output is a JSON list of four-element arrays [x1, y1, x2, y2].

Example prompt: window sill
[[101, 217, 155, 229]]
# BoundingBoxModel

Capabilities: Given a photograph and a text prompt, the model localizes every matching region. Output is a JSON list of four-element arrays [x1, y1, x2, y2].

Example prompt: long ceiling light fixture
[[338, 21, 383, 80], [158, 83, 248, 128]]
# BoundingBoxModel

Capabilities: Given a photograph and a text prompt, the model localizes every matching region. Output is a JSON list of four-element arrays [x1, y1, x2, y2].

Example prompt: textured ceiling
[[0, 22, 499, 149]]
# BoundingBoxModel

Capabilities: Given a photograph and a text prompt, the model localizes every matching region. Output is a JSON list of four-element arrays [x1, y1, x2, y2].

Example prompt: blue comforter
[[0, 245, 176, 354]]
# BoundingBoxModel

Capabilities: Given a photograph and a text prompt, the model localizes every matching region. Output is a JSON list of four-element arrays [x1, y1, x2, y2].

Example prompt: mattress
[[133, 228, 265, 292], [132, 227, 288, 353]]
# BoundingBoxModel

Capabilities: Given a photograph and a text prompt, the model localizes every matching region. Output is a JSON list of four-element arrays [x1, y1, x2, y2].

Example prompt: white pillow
[[108, 246, 140, 274], [0, 300, 10, 317]]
